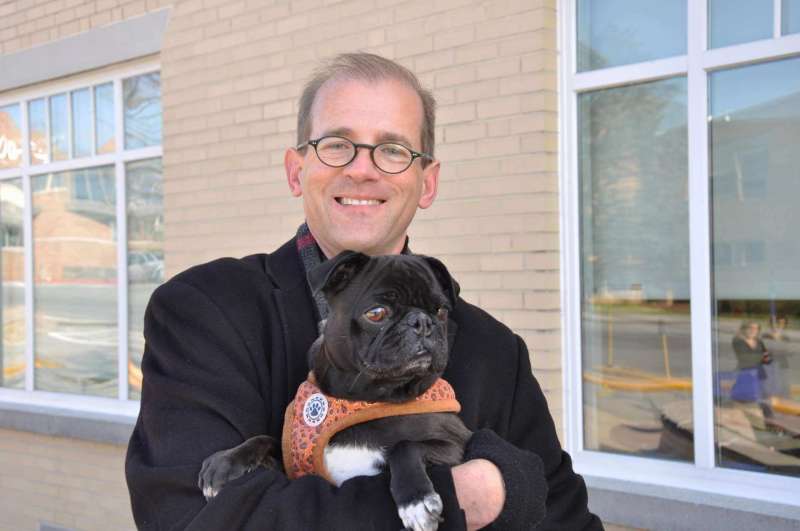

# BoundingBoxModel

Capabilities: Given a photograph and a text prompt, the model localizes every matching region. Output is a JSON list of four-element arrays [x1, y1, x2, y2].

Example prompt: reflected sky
[[578, 0, 686, 71], [710, 56, 800, 119]]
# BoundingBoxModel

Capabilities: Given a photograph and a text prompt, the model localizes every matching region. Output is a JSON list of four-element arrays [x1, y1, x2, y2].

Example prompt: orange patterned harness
[[281, 375, 461, 484]]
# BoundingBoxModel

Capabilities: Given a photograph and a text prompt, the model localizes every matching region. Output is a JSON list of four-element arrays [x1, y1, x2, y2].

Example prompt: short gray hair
[[297, 53, 436, 162]]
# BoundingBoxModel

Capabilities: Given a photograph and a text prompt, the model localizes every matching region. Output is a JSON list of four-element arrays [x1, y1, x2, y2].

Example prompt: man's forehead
[[310, 77, 424, 142]]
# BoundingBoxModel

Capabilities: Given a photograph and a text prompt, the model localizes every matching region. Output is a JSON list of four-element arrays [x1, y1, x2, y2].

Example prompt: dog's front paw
[[198, 435, 279, 500], [198, 448, 248, 500], [397, 492, 443, 531]]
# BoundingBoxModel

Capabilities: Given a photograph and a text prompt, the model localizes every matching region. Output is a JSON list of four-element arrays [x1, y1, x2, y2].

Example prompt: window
[[562, 0, 800, 504], [0, 62, 162, 406]]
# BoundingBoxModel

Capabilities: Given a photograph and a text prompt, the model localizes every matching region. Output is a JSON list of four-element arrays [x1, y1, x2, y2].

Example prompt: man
[[126, 53, 602, 530]]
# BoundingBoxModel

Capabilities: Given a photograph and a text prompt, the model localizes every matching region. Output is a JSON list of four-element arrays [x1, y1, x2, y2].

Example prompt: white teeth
[[339, 197, 382, 206]]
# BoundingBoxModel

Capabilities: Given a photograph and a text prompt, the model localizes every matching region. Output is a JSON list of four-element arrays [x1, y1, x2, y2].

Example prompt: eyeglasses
[[297, 136, 433, 174]]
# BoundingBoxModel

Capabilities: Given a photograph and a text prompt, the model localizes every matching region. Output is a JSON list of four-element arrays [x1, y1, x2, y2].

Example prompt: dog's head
[[307, 251, 459, 403]]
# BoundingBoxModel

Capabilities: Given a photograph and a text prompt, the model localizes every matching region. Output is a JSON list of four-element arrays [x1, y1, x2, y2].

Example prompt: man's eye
[[322, 142, 350, 151], [364, 307, 388, 322]]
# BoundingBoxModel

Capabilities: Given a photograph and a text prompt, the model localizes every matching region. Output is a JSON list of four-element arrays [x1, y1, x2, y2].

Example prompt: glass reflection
[[95, 83, 115, 154], [710, 57, 800, 477], [784, 0, 800, 34], [126, 158, 164, 399], [709, 0, 773, 49], [1, 179, 25, 389], [580, 77, 691, 461], [29, 99, 48, 165], [71, 89, 91, 159], [0, 104, 22, 169], [124, 73, 162, 149], [32, 166, 118, 397], [50, 94, 69, 161], [577, 0, 686, 71]]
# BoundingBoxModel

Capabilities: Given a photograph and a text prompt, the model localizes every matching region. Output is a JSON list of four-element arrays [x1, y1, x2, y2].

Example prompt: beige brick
[[438, 102, 476, 125], [443, 122, 485, 143], [414, 49, 454, 72], [524, 291, 561, 311], [433, 25, 474, 51], [476, 95, 522, 118]]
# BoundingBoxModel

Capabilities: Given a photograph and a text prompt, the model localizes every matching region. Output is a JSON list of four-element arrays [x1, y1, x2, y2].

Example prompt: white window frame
[[559, 0, 800, 506], [0, 58, 161, 418]]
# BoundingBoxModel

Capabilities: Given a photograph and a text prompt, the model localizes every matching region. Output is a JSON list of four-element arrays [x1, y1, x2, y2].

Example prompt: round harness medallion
[[303, 393, 328, 427]]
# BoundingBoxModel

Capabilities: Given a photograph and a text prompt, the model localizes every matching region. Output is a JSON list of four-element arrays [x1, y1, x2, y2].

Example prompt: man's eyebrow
[[318, 127, 417, 150]]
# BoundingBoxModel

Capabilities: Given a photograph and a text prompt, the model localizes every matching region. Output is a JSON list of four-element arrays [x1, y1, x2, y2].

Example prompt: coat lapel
[[265, 239, 320, 403]]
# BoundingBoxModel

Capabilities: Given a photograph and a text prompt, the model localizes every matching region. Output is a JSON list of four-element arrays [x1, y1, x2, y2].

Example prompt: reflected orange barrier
[[771, 396, 800, 416], [129, 360, 143, 391], [583, 368, 692, 392]]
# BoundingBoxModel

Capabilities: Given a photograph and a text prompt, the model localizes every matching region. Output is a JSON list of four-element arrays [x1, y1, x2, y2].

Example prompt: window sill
[[0, 390, 137, 446]]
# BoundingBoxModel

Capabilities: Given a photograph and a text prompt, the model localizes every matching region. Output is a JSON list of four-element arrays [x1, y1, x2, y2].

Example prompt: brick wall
[[161, 0, 563, 426], [0, 428, 133, 531]]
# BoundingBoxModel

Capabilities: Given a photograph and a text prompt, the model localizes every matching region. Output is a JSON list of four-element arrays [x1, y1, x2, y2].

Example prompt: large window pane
[[0, 104, 22, 169], [580, 77, 691, 461], [126, 158, 163, 399], [710, 57, 800, 477], [784, 0, 800, 34], [1, 179, 25, 389], [124, 72, 162, 149], [32, 166, 117, 397], [577, 0, 686, 71], [71, 89, 91, 159], [709, 0, 773, 49], [29, 99, 48, 165], [95, 83, 115, 154], [49, 94, 69, 161]]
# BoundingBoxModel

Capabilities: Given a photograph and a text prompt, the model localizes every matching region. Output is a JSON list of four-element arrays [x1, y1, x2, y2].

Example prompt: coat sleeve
[[500, 335, 604, 530], [124, 278, 467, 531]]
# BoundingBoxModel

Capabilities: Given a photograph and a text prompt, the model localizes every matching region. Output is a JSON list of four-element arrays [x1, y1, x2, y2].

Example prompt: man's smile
[[335, 196, 386, 206]]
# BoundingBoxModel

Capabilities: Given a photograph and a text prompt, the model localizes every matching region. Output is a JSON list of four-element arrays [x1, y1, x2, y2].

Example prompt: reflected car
[[128, 251, 163, 283]]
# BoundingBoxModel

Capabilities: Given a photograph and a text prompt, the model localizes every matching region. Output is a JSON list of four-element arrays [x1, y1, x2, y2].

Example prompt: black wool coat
[[125, 237, 602, 531]]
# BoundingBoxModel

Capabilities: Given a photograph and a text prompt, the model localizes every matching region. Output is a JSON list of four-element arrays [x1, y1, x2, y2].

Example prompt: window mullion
[[22, 173, 34, 393], [774, 0, 782, 37], [560, 0, 584, 455], [688, 0, 715, 470], [116, 158, 128, 402], [114, 76, 128, 402]]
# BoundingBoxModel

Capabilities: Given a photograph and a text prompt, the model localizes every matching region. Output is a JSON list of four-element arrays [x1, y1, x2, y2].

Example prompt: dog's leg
[[198, 435, 279, 500], [388, 441, 444, 531]]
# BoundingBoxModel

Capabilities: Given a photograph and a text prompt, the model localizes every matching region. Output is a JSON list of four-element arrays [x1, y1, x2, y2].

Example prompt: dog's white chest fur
[[324, 444, 386, 486]]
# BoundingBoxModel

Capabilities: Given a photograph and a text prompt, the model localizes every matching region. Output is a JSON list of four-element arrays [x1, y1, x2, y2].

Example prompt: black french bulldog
[[198, 251, 471, 531]]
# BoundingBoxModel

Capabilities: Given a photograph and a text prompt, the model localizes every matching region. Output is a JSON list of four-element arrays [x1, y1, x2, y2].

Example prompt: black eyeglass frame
[[296, 136, 434, 174]]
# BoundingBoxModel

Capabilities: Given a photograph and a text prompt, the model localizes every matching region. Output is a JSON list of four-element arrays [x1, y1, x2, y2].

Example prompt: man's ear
[[307, 251, 371, 297], [286, 148, 304, 197], [420, 255, 460, 308], [418, 160, 440, 209]]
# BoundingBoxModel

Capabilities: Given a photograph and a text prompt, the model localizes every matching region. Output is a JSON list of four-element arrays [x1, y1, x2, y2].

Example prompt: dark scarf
[[295, 222, 410, 325]]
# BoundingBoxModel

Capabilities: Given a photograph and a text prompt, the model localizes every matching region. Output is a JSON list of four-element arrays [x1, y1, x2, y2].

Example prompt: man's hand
[[451, 459, 505, 530]]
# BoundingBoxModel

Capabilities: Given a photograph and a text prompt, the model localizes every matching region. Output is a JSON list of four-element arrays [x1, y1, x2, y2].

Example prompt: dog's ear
[[420, 255, 460, 308], [307, 251, 371, 297]]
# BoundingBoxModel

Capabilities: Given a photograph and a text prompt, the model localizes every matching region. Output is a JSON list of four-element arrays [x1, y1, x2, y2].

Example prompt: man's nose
[[345, 146, 379, 180]]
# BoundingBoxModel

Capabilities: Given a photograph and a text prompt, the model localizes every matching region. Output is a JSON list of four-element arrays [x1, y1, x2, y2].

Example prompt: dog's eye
[[436, 307, 448, 321], [364, 306, 388, 322]]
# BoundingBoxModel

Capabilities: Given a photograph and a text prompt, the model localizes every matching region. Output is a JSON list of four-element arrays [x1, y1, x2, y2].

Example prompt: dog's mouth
[[361, 351, 435, 379]]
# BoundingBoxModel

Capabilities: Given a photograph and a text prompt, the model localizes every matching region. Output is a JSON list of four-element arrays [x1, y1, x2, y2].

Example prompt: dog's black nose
[[408, 311, 433, 337]]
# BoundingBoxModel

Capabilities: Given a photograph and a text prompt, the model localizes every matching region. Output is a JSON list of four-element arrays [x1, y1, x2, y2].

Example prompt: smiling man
[[126, 53, 602, 530]]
